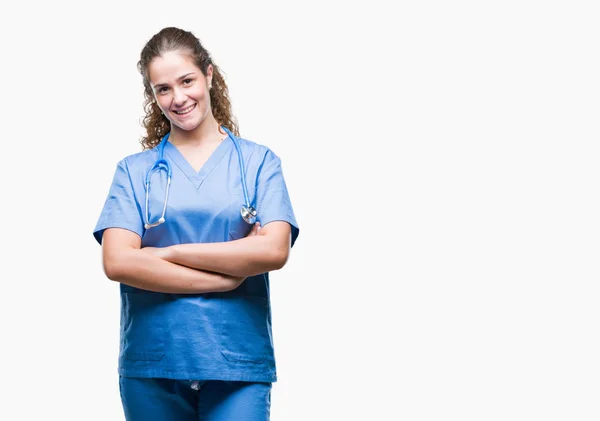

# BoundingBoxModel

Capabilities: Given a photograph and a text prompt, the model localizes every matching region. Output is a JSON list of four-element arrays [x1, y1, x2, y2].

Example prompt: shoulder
[[234, 136, 280, 164], [115, 148, 158, 172]]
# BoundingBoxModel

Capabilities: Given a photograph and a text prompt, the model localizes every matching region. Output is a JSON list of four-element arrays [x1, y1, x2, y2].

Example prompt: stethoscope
[[143, 126, 257, 229]]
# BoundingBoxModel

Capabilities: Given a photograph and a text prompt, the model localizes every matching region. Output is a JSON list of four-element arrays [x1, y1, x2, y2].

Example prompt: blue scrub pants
[[119, 376, 272, 421]]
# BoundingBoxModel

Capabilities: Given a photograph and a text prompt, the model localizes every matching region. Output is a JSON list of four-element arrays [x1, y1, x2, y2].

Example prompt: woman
[[93, 26, 299, 420]]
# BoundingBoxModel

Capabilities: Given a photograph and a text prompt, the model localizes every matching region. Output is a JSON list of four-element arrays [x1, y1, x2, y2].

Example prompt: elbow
[[245, 248, 289, 277], [270, 248, 290, 271], [103, 262, 121, 282], [102, 255, 126, 282]]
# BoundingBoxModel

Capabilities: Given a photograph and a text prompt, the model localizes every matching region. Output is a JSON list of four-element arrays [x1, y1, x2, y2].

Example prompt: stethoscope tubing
[[144, 126, 255, 229]]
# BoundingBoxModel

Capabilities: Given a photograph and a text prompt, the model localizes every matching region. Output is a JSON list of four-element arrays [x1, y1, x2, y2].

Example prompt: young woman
[[93, 26, 299, 420]]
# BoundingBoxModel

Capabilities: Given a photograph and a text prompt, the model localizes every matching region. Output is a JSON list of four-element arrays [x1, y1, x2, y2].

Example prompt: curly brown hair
[[137, 27, 239, 150]]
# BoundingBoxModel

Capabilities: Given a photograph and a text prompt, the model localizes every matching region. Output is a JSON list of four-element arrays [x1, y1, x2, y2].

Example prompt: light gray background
[[1, 1, 598, 420]]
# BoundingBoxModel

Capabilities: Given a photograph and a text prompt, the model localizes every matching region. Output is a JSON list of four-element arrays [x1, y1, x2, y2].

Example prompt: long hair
[[137, 27, 239, 150]]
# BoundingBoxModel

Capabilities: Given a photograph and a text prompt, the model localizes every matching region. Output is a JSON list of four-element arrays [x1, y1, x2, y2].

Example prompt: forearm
[[103, 247, 242, 294], [165, 236, 288, 277]]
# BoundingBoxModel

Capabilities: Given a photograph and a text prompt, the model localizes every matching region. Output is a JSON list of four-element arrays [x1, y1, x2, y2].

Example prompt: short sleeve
[[255, 150, 300, 248], [93, 159, 144, 245]]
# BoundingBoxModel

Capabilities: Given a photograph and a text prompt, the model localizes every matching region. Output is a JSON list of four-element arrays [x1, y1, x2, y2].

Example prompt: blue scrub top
[[93, 135, 299, 382]]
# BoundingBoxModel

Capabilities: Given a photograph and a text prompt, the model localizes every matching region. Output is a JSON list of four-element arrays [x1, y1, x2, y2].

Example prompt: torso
[[115, 136, 278, 382]]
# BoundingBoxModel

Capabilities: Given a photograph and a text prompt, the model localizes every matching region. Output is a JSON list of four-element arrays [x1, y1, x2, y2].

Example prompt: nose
[[172, 87, 187, 107]]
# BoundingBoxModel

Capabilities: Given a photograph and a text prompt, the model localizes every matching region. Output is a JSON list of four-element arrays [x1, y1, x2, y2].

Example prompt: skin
[[142, 220, 292, 277], [101, 49, 292, 293], [150, 50, 220, 146]]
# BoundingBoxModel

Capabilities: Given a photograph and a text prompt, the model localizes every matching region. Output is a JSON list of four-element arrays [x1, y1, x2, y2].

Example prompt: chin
[[174, 118, 202, 132], [181, 122, 200, 131]]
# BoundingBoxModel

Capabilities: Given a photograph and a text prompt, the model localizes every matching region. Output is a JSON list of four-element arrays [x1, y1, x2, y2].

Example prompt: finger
[[246, 224, 255, 236]]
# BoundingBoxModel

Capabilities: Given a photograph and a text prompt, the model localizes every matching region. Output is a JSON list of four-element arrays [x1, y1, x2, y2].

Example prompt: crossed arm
[[101, 221, 291, 294]]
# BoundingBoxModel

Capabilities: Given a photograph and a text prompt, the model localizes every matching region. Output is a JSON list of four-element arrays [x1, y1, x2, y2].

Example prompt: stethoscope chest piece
[[241, 205, 257, 224]]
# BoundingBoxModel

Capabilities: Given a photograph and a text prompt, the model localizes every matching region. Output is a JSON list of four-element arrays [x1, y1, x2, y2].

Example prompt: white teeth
[[174, 104, 195, 114]]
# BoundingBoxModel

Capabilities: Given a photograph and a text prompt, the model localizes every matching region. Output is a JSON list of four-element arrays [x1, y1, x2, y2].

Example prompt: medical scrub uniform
[[93, 134, 299, 420]]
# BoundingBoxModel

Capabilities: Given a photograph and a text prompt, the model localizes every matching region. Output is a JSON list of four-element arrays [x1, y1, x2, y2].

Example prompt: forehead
[[148, 50, 202, 84]]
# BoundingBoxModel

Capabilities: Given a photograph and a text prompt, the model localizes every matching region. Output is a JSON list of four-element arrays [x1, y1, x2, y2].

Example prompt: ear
[[206, 64, 214, 87]]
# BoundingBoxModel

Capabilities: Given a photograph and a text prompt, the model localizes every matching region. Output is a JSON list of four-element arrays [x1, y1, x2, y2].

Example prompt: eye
[[183, 78, 193, 85], [157, 86, 169, 94]]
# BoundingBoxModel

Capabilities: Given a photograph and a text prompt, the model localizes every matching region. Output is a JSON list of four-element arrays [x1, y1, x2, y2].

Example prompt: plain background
[[1, 1, 599, 420]]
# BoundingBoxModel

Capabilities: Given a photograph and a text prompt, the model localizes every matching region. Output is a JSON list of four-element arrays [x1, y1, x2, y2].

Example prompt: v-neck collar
[[164, 136, 232, 190]]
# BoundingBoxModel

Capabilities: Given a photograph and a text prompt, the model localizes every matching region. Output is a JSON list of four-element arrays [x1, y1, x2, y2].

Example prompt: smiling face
[[148, 50, 213, 134]]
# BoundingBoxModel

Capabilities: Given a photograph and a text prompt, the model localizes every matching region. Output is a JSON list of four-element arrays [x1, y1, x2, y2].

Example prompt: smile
[[173, 103, 196, 115]]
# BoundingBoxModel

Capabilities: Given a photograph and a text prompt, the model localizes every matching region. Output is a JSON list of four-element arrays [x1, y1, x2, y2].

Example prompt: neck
[[168, 115, 224, 147]]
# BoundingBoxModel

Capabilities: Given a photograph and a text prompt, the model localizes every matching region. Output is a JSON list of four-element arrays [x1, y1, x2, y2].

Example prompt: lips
[[172, 103, 196, 115]]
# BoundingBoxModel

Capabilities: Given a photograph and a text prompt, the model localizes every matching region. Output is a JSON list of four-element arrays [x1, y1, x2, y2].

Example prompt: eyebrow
[[153, 72, 196, 89]]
